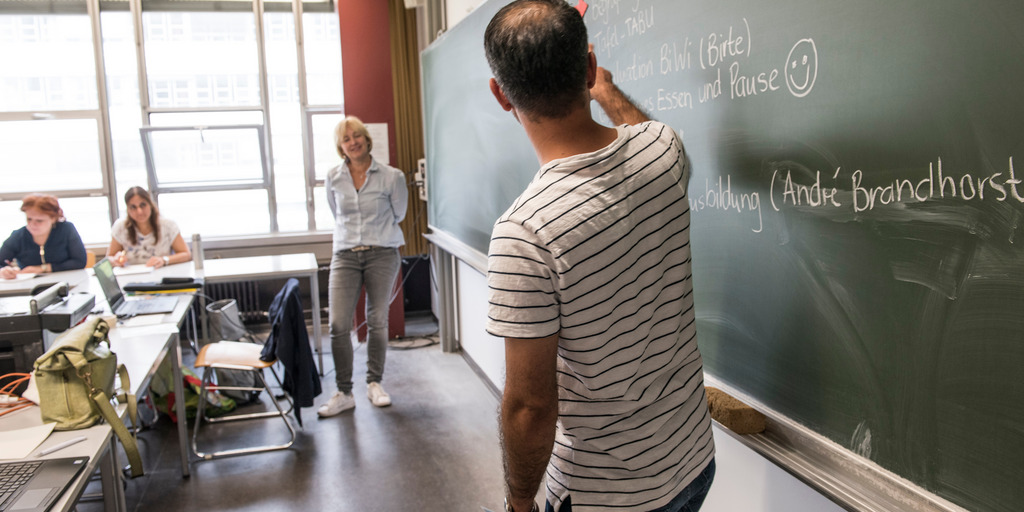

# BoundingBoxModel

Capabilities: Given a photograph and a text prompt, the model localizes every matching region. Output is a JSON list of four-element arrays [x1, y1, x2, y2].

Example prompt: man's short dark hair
[[484, 0, 589, 119]]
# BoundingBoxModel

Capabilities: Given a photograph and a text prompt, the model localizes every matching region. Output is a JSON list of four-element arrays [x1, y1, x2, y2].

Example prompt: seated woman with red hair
[[0, 193, 87, 279]]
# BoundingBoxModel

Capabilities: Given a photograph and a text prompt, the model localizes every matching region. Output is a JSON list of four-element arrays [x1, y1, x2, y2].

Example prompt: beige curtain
[[389, 0, 428, 257]]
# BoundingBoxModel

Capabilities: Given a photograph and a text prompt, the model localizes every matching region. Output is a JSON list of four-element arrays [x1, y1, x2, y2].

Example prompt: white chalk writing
[[615, 53, 655, 83], [691, 175, 764, 233], [762, 158, 1024, 214]]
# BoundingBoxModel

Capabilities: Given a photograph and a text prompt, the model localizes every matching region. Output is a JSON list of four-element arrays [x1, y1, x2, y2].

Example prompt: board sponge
[[706, 387, 767, 434]]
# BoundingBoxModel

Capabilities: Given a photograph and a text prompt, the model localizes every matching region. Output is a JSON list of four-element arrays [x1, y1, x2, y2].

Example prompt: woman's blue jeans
[[545, 458, 715, 512], [328, 247, 401, 393]]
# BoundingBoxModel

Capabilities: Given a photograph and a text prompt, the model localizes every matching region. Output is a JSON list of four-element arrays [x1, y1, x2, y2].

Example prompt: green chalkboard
[[422, 1, 1024, 511]]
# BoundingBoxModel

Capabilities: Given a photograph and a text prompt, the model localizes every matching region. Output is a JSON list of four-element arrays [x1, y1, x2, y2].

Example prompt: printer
[[0, 283, 95, 391]]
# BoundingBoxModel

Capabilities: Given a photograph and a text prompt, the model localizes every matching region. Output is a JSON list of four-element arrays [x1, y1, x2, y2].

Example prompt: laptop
[[0, 457, 88, 512], [92, 258, 177, 318]]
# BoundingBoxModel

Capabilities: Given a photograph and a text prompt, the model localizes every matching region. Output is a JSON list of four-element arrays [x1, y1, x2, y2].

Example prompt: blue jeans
[[328, 247, 401, 393], [546, 459, 715, 512]]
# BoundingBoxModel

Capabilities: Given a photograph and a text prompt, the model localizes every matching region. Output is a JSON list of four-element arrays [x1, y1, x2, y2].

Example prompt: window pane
[[313, 185, 333, 231], [142, 11, 261, 108], [312, 112, 343, 180], [59, 196, 113, 245], [146, 127, 266, 186], [303, 12, 342, 105], [0, 201, 23, 244], [101, 11, 148, 216], [264, 11, 305, 232], [0, 10, 98, 111], [159, 190, 270, 237], [0, 197, 110, 246], [270, 104, 307, 232], [149, 111, 264, 127], [0, 119, 103, 193]]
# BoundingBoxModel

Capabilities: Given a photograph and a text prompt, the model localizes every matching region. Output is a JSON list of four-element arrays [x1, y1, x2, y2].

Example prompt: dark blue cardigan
[[0, 221, 87, 271]]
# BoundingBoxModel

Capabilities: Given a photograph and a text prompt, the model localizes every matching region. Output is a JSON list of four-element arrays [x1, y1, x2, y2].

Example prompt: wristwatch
[[162, 256, 170, 266], [504, 498, 539, 512]]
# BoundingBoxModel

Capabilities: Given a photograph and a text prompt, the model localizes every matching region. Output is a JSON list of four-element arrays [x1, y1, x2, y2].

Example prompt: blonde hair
[[334, 116, 373, 161]]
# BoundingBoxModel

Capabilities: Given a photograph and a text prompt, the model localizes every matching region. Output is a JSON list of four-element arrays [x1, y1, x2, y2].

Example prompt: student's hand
[[111, 251, 126, 267], [0, 266, 17, 279], [145, 256, 165, 268], [19, 265, 44, 274]]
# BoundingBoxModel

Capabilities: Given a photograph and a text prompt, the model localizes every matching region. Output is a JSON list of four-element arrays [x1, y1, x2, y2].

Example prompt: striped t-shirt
[[487, 121, 715, 512]]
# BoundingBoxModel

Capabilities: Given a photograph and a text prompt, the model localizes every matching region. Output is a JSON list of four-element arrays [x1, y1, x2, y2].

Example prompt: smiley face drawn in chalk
[[785, 38, 818, 98]]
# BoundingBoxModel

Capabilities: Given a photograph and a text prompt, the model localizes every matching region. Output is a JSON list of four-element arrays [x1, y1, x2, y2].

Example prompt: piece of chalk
[[576, 0, 588, 17], [705, 387, 767, 434]]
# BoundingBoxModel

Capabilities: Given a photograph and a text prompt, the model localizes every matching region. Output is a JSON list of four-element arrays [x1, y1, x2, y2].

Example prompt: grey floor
[[78, 313, 512, 512]]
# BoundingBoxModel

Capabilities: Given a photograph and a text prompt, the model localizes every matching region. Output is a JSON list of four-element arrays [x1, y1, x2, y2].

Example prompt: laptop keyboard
[[0, 460, 41, 510]]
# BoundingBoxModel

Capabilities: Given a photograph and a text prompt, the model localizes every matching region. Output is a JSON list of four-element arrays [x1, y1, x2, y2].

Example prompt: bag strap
[[90, 364, 143, 478], [91, 320, 110, 345]]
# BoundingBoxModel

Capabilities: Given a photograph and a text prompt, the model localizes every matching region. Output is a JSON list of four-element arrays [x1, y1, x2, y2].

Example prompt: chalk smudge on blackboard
[[852, 421, 872, 458]]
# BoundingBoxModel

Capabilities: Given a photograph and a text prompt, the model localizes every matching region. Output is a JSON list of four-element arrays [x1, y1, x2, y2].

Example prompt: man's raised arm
[[590, 66, 650, 126]]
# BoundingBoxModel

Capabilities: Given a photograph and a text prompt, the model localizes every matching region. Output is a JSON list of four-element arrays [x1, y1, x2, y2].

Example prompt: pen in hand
[[1, 259, 19, 279], [39, 435, 87, 456]]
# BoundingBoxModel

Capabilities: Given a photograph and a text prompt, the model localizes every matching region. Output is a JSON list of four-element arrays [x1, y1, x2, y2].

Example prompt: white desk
[[69, 270, 196, 479], [116, 256, 324, 374], [111, 320, 192, 478], [0, 300, 192, 511], [0, 269, 89, 298], [0, 412, 122, 512]]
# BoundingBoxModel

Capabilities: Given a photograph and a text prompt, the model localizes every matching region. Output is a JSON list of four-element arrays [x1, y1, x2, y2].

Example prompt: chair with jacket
[[190, 278, 321, 459], [259, 277, 322, 426]]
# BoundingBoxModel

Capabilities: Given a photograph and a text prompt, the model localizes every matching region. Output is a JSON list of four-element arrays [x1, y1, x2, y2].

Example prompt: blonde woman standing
[[319, 116, 407, 417]]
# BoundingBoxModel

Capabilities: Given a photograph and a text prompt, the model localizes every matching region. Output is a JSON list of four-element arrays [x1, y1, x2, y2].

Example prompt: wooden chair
[[190, 341, 296, 460]]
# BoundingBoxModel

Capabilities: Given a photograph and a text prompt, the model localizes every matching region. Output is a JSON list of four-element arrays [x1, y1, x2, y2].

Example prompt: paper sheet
[[119, 314, 167, 327], [114, 264, 155, 276], [114, 321, 182, 336], [10, 273, 38, 281], [367, 122, 390, 164], [0, 423, 55, 459]]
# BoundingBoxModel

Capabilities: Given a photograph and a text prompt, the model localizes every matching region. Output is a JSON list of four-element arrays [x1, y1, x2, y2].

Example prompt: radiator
[[205, 281, 264, 322]]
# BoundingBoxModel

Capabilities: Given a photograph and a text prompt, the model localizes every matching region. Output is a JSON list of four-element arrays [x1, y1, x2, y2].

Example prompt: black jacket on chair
[[261, 278, 322, 425]]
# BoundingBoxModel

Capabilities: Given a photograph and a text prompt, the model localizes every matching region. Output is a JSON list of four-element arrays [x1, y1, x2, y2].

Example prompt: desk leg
[[198, 293, 209, 345], [99, 436, 127, 512], [171, 332, 191, 477], [310, 272, 323, 376]]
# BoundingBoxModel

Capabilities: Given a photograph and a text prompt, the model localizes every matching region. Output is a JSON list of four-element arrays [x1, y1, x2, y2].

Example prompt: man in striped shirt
[[484, 2, 715, 511]]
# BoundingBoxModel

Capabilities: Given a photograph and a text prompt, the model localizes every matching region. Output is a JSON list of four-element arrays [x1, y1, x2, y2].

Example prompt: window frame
[[140, 123, 276, 230], [0, 0, 116, 216], [0, 0, 342, 243]]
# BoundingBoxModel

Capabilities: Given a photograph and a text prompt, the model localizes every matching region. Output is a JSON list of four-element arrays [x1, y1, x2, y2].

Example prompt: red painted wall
[[337, 0, 397, 165]]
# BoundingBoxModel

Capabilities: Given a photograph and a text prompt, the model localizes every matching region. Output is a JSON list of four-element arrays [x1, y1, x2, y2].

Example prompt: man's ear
[[489, 78, 514, 112], [586, 51, 598, 89]]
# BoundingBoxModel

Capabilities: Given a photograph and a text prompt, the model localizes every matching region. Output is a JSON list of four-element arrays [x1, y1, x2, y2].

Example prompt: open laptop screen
[[92, 258, 124, 309]]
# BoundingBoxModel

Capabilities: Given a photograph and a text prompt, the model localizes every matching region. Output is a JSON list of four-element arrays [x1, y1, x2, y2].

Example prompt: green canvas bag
[[33, 316, 144, 477]]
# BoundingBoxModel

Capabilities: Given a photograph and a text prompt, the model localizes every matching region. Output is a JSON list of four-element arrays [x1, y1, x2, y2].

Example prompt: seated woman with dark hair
[[106, 186, 191, 268], [0, 193, 87, 279]]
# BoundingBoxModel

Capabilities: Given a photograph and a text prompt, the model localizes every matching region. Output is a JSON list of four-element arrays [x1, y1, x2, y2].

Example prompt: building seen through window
[[0, 0, 344, 244]]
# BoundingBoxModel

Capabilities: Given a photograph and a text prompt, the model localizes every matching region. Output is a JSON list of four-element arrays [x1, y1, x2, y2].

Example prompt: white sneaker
[[318, 391, 355, 417], [367, 382, 391, 407]]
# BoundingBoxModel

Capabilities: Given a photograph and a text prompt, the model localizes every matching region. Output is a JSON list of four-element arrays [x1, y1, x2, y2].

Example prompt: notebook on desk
[[93, 258, 177, 318], [0, 456, 88, 512]]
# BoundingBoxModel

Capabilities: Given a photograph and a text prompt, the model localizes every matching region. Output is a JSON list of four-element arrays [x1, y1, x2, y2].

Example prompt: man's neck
[[520, 108, 619, 166]]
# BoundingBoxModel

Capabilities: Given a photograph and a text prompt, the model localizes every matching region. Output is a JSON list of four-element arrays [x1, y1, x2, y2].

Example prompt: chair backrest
[[85, 251, 96, 268]]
